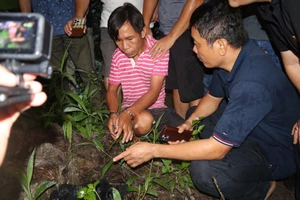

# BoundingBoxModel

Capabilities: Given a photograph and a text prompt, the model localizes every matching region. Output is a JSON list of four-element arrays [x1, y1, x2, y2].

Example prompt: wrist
[[124, 108, 134, 120], [110, 111, 119, 116]]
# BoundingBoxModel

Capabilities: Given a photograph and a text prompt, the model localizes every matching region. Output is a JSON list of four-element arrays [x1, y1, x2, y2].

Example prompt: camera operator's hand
[[0, 65, 47, 165], [64, 18, 87, 37]]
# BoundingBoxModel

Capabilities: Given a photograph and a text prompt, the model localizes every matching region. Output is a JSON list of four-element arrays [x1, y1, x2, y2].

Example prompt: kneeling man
[[106, 3, 183, 144]]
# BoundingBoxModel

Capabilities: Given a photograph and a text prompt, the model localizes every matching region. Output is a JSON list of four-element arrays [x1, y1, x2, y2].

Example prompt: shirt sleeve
[[109, 50, 121, 85], [208, 70, 226, 98], [152, 50, 169, 76], [212, 82, 272, 147]]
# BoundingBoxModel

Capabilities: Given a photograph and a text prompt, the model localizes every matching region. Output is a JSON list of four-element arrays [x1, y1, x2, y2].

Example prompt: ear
[[141, 26, 147, 39], [215, 38, 228, 56]]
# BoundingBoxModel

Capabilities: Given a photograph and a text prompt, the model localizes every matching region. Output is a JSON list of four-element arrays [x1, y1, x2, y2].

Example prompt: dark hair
[[190, 0, 248, 48], [108, 3, 145, 41]]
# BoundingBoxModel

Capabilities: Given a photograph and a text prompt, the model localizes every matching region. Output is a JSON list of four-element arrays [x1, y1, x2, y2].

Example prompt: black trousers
[[187, 106, 274, 199]]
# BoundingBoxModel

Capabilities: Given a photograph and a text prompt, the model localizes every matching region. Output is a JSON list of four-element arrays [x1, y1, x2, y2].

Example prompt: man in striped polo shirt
[[106, 3, 184, 144]]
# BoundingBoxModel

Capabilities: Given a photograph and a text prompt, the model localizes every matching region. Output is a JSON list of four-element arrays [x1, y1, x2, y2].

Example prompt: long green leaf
[[33, 181, 56, 199], [145, 189, 158, 197], [27, 149, 35, 189], [64, 106, 82, 112], [93, 140, 104, 151], [67, 121, 73, 144], [101, 161, 113, 178], [66, 92, 88, 113], [152, 179, 169, 190]]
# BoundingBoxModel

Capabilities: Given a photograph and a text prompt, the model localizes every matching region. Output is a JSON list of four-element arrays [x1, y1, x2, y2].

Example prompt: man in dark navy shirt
[[113, 1, 300, 199], [228, 0, 300, 197]]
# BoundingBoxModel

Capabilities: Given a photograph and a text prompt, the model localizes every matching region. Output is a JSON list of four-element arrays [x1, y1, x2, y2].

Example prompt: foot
[[264, 181, 276, 200]]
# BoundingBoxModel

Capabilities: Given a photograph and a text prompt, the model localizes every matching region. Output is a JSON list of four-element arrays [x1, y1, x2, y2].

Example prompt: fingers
[[64, 20, 73, 36], [113, 150, 129, 162], [0, 66, 18, 87], [149, 43, 165, 60]]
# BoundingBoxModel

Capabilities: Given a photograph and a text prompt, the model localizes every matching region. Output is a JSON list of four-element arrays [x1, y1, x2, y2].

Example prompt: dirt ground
[[0, 109, 296, 200]]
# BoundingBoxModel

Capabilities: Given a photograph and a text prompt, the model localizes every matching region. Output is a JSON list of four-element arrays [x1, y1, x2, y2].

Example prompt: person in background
[[19, 0, 101, 106], [0, 65, 47, 165], [143, 0, 205, 119], [113, 1, 300, 199]]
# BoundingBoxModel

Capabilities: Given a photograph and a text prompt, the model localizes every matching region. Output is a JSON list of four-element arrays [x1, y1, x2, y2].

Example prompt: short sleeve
[[213, 82, 272, 147], [152, 50, 169, 76], [208, 70, 226, 98], [109, 50, 121, 85]]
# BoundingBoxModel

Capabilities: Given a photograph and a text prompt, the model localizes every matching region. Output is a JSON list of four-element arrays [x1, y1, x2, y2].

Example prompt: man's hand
[[177, 120, 193, 133], [114, 111, 133, 143], [108, 113, 119, 140], [292, 120, 300, 145], [149, 35, 175, 60], [64, 18, 87, 37], [0, 65, 47, 165], [113, 142, 155, 167]]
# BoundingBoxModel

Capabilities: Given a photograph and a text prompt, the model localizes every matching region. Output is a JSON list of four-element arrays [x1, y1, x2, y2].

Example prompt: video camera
[[0, 12, 53, 108]]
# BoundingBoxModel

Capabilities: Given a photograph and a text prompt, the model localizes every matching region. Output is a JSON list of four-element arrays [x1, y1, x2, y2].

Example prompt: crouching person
[[113, 0, 300, 199], [106, 3, 184, 143]]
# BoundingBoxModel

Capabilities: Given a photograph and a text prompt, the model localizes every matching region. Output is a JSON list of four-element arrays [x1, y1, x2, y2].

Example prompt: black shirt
[[258, 0, 300, 57]]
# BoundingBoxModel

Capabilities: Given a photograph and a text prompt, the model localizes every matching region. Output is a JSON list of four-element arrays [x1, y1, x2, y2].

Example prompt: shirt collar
[[218, 41, 253, 84]]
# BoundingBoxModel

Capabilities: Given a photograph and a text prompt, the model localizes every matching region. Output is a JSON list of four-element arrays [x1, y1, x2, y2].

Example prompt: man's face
[[115, 21, 145, 59], [191, 27, 220, 68]]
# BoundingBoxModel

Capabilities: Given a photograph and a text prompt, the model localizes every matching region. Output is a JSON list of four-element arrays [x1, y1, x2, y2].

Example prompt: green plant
[[77, 181, 122, 200], [20, 149, 56, 200]]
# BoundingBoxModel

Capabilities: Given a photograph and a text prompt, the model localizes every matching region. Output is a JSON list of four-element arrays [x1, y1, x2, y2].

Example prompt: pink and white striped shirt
[[109, 36, 169, 109]]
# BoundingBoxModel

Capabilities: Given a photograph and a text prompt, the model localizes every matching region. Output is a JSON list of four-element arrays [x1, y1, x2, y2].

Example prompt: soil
[[0, 108, 296, 200]]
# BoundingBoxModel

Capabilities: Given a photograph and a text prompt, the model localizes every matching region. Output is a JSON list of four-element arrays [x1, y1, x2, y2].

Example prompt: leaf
[[170, 178, 176, 194], [112, 187, 122, 200], [26, 149, 35, 188], [197, 124, 205, 132], [64, 106, 82, 112], [72, 113, 88, 122], [192, 130, 199, 136], [93, 140, 104, 151], [33, 181, 56, 199], [126, 176, 137, 186], [145, 189, 158, 197], [66, 121, 73, 144], [144, 176, 152, 192], [152, 179, 169, 190], [66, 92, 88, 113], [180, 161, 191, 170], [77, 187, 87, 199], [127, 186, 138, 192], [101, 161, 113, 178]]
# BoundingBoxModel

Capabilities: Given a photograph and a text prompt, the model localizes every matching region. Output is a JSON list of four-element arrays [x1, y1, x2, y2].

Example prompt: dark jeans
[[187, 107, 273, 199], [294, 145, 300, 199], [149, 108, 184, 131]]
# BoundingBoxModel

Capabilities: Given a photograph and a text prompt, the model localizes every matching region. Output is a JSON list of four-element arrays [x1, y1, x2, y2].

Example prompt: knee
[[189, 160, 217, 193], [132, 111, 154, 136]]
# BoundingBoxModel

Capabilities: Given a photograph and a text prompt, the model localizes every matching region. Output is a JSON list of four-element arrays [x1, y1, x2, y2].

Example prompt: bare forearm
[[153, 137, 230, 160], [281, 51, 300, 93], [168, 0, 204, 40], [106, 90, 119, 112], [75, 0, 90, 17], [186, 93, 222, 124], [19, 0, 32, 12], [127, 91, 159, 116], [143, 0, 158, 27]]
